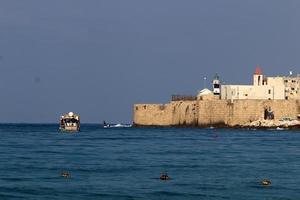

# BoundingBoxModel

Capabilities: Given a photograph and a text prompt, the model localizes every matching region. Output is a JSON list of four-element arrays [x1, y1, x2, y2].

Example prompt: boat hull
[[60, 125, 80, 132]]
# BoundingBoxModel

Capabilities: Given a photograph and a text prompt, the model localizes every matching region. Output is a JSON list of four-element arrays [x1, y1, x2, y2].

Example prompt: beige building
[[283, 75, 300, 99], [221, 68, 300, 100]]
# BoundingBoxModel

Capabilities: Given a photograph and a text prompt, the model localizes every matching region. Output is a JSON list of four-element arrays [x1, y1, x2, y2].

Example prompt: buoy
[[61, 171, 71, 178], [160, 173, 170, 180], [261, 179, 271, 186]]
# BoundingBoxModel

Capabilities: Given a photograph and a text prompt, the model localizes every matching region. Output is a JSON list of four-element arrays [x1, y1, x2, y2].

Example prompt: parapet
[[171, 95, 197, 101]]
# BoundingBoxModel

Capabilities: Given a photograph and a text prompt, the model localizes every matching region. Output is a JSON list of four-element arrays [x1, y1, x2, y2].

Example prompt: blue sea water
[[0, 124, 299, 200]]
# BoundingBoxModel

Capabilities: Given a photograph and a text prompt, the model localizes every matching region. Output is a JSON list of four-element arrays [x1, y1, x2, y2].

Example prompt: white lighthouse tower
[[212, 74, 221, 95]]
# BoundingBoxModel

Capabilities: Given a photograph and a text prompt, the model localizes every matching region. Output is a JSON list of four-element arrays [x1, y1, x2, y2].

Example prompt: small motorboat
[[112, 123, 132, 128], [103, 121, 131, 128]]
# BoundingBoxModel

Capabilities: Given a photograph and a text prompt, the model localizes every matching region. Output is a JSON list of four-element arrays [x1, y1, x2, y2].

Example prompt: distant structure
[[221, 67, 300, 100], [197, 88, 214, 100], [133, 67, 300, 128], [212, 74, 221, 95]]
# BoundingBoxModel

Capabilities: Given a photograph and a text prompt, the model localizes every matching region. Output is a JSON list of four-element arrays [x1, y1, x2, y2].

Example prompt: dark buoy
[[61, 171, 71, 178], [160, 173, 170, 181], [261, 179, 271, 186]]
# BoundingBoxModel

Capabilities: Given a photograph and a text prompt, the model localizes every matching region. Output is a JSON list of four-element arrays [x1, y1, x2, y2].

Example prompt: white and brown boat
[[59, 112, 80, 132]]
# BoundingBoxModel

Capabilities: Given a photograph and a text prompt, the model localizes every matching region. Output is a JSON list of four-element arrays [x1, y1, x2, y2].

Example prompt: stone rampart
[[198, 99, 300, 126], [133, 99, 300, 127], [133, 101, 198, 126]]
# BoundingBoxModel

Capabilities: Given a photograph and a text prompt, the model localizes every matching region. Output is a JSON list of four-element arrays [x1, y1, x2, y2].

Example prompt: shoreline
[[133, 123, 300, 130]]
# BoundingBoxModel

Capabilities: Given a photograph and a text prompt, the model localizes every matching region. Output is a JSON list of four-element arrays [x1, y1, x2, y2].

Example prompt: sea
[[0, 124, 299, 200]]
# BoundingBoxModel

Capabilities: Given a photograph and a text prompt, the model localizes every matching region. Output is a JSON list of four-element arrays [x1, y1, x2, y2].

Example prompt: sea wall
[[133, 101, 198, 126], [198, 99, 300, 126], [133, 99, 300, 127]]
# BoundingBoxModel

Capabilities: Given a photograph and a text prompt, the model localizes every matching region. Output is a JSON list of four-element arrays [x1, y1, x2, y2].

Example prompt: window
[[213, 84, 220, 88], [268, 89, 271, 94], [159, 105, 165, 110]]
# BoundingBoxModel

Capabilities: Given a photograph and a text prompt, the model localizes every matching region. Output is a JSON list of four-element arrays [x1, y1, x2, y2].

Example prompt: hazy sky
[[0, 0, 299, 123]]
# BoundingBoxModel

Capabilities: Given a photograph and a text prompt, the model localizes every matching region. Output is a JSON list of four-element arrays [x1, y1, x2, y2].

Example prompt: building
[[133, 67, 300, 128], [283, 74, 300, 99], [221, 67, 300, 100]]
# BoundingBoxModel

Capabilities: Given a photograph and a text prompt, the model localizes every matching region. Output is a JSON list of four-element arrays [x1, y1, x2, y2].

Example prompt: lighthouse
[[212, 74, 221, 95]]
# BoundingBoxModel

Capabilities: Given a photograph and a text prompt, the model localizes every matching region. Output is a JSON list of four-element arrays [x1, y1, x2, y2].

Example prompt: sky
[[0, 0, 299, 123]]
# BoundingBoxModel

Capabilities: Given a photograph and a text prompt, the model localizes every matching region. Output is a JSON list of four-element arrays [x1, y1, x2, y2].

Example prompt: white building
[[220, 67, 300, 100]]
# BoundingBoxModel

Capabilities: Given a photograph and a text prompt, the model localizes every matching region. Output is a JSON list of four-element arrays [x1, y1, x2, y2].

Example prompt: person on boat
[[160, 172, 170, 180], [103, 121, 110, 128], [61, 171, 71, 178], [261, 179, 271, 186]]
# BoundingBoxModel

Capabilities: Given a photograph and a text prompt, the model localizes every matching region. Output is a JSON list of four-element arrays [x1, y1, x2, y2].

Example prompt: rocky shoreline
[[242, 119, 300, 129], [133, 120, 300, 129]]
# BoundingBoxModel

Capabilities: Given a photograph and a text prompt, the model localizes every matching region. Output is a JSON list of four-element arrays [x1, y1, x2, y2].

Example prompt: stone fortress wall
[[197, 99, 300, 127], [133, 99, 300, 127], [134, 101, 198, 126]]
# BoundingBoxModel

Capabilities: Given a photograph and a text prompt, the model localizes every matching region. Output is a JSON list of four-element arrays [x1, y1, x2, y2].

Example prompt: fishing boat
[[60, 112, 80, 132]]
